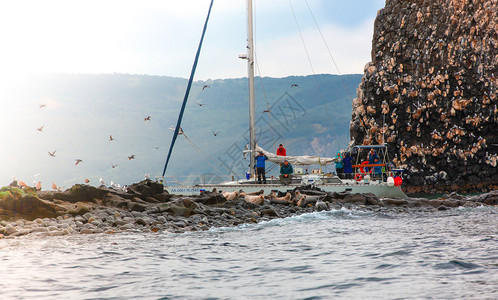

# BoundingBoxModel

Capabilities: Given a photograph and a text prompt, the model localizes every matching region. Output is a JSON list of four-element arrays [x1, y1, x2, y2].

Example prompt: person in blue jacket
[[255, 152, 268, 184], [342, 152, 353, 179], [368, 148, 382, 177]]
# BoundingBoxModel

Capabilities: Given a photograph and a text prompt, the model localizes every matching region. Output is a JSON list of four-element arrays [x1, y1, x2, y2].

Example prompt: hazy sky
[[0, 0, 384, 81], [0, 0, 386, 188]]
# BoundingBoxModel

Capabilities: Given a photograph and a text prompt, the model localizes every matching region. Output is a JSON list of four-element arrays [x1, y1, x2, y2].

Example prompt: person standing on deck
[[368, 149, 381, 177], [276, 144, 286, 156], [255, 152, 268, 184], [334, 151, 344, 178], [342, 152, 353, 179]]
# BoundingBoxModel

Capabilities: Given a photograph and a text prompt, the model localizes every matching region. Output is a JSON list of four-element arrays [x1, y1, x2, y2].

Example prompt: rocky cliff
[[350, 0, 497, 194]]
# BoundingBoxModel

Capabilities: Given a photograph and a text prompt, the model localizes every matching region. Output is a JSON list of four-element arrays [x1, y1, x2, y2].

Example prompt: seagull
[[202, 85, 210, 90], [99, 178, 106, 186], [194, 102, 206, 106], [212, 130, 221, 136], [51, 182, 61, 191], [169, 126, 184, 135], [37, 126, 44, 132], [109, 134, 114, 141], [144, 116, 151, 121], [39, 104, 46, 109], [152, 146, 159, 150], [48, 150, 56, 157], [111, 163, 118, 168], [291, 84, 299, 88], [128, 154, 135, 160], [145, 173, 150, 180], [75, 159, 83, 165], [18, 180, 28, 188]]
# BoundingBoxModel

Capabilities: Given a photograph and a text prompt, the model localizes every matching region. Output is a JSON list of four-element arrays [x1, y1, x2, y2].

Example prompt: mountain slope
[[1, 73, 360, 187]]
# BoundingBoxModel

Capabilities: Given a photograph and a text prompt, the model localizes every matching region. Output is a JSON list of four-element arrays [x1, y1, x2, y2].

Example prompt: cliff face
[[350, 0, 497, 194]]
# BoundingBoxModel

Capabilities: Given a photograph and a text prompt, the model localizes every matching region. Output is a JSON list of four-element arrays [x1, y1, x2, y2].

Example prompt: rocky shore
[[0, 180, 496, 238]]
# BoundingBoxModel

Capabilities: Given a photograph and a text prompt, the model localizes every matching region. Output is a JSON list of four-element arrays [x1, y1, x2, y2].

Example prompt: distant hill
[[1, 73, 361, 187]]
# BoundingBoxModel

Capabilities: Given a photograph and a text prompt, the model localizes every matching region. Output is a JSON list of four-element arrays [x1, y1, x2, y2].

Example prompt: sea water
[[0, 206, 496, 299]]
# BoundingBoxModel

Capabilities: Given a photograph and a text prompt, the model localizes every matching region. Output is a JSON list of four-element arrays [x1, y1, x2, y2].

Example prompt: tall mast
[[247, 0, 256, 175]]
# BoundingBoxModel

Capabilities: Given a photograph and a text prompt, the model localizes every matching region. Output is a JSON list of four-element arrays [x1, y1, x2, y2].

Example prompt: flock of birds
[[17, 82, 300, 191], [19, 104, 155, 191]]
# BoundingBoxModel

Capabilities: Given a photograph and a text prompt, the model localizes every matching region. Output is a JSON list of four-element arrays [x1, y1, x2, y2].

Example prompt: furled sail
[[255, 146, 339, 165]]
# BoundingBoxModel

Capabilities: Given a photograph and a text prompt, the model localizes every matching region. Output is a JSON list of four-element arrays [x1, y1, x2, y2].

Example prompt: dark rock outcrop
[[350, 0, 497, 194]]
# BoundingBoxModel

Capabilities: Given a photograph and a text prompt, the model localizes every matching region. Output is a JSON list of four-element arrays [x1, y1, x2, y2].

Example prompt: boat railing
[[155, 174, 243, 187]]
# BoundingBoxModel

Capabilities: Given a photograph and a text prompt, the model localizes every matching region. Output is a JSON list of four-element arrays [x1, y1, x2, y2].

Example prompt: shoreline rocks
[[0, 180, 496, 238]]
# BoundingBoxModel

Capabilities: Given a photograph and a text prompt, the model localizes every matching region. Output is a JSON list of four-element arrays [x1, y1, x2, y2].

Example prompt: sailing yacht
[[160, 0, 408, 199]]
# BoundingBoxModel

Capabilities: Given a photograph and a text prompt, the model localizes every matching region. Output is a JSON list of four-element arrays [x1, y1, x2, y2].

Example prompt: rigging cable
[[253, 0, 279, 145], [303, 0, 367, 130], [181, 132, 230, 177], [287, 0, 336, 134]]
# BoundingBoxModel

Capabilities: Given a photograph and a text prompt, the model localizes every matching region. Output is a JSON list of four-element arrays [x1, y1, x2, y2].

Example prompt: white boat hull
[[165, 180, 408, 199]]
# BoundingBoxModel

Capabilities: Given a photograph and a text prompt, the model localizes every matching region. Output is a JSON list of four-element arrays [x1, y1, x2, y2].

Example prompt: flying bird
[[111, 163, 118, 168], [48, 150, 56, 157], [152, 146, 159, 150], [212, 130, 221, 136], [202, 85, 210, 90], [194, 102, 206, 106], [291, 84, 299, 88], [75, 159, 83, 165], [39, 104, 47, 109], [109, 134, 114, 141], [169, 126, 184, 135], [263, 109, 270, 113], [128, 154, 135, 160], [144, 116, 151, 121], [37, 126, 44, 132]]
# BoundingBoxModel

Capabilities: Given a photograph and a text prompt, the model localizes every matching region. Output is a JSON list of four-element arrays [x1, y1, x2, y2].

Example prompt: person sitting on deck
[[279, 160, 293, 186], [276, 144, 286, 156], [342, 152, 353, 179], [255, 152, 268, 184]]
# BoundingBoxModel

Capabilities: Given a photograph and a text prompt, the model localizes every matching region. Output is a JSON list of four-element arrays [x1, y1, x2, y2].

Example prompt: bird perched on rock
[[202, 85, 210, 90], [75, 159, 83, 165], [128, 155, 135, 160], [48, 151, 56, 157], [99, 178, 106, 186], [84, 178, 90, 184], [145, 173, 150, 180], [37, 126, 44, 132]]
